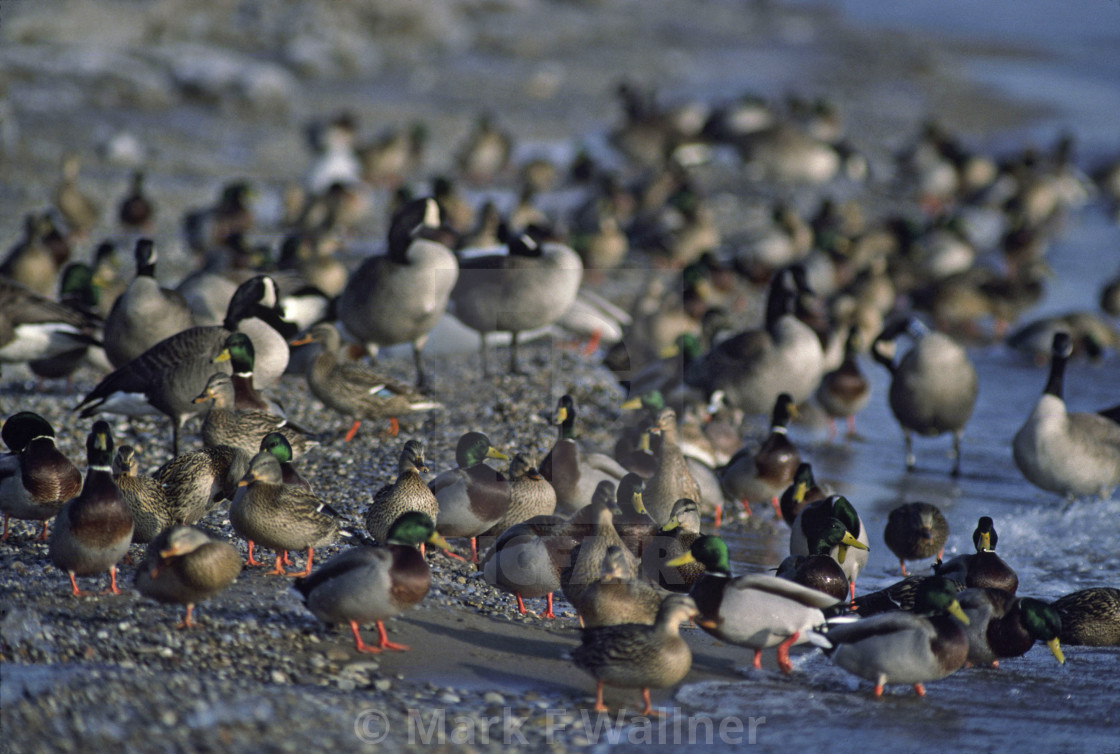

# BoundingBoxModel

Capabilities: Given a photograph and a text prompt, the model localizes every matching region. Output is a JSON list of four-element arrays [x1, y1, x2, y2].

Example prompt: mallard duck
[[260, 431, 312, 491], [640, 498, 704, 593], [294, 512, 455, 653], [789, 495, 870, 601], [824, 576, 971, 697], [293, 322, 441, 442], [570, 594, 699, 716], [102, 239, 195, 368], [574, 545, 664, 628], [230, 451, 345, 577], [957, 588, 1064, 667], [936, 516, 1018, 596], [1013, 332, 1120, 498], [357, 121, 427, 187], [643, 408, 701, 524], [193, 372, 316, 458], [684, 264, 825, 415], [539, 394, 628, 513], [871, 315, 978, 475], [364, 440, 439, 546], [776, 518, 859, 601], [778, 461, 827, 527], [450, 229, 583, 375], [213, 332, 282, 415], [815, 324, 870, 440], [0, 412, 82, 540], [27, 262, 104, 388], [155, 445, 250, 528], [183, 181, 256, 254], [0, 275, 100, 367], [719, 393, 799, 520], [134, 524, 242, 629], [884, 501, 948, 576], [483, 452, 556, 538], [118, 170, 155, 231], [112, 444, 173, 543], [48, 421, 134, 596], [611, 473, 657, 559], [1052, 587, 1120, 646], [481, 513, 577, 618], [75, 275, 295, 454], [336, 197, 459, 389], [561, 481, 639, 609], [455, 112, 512, 184], [430, 431, 510, 562], [669, 535, 838, 673]]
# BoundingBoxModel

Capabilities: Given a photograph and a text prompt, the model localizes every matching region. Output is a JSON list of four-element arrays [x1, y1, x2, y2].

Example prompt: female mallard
[[48, 421, 134, 596], [642, 407, 701, 524], [155, 445, 250, 528], [824, 576, 972, 697], [957, 588, 1064, 667], [1051, 587, 1120, 646], [134, 524, 242, 629], [561, 481, 639, 610], [570, 594, 699, 716], [450, 228, 583, 375], [430, 431, 510, 562], [260, 431, 312, 491], [574, 545, 664, 628], [102, 238, 194, 368], [193, 372, 317, 458], [611, 473, 657, 559], [640, 498, 704, 593], [668, 535, 839, 673], [75, 275, 295, 454], [884, 501, 948, 576], [230, 451, 345, 577], [871, 315, 978, 476], [336, 197, 459, 389], [481, 513, 576, 618], [776, 518, 861, 602], [778, 461, 827, 527], [293, 322, 441, 442], [364, 440, 439, 546], [539, 394, 628, 513], [815, 324, 871, 440], [294, 512, 455, 653], [1013, 331, 1120, 498], [719, 393, 799, 519], [0, 411, 82, 541], [112, 444, 173, 543], [483, 452, 557, 538], [790, 494, 870, 600], [936, 516, 1018, 596]]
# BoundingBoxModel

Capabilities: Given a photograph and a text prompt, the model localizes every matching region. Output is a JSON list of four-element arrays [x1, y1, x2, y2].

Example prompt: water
[[649, 4, 1120, 751]]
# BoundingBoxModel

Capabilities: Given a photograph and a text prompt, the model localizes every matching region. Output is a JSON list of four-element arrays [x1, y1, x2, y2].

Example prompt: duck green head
[[215, 332, 256, 373], [87, 420, 114, 469], [809, 517, 869, 560], [913, 577, 970, 625], [260, 431, 293, 464], [771, 393, 797, 430], [667, 535, 731, 575], [1018, 597, 1064, 664], [386, 511, 453, 552], [620, 390, 665, 413], [2, 412, 55, 453], [455, 431, 508, 468], [59, 262, 100, 309], [789, 462, 815, 503], [973, 516, 997, 552], [801, 495, 864, 558], [616, 473, 647, 516]]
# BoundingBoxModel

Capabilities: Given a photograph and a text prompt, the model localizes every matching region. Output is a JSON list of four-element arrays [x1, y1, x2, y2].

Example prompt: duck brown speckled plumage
[[135, 524, 242, 629], [364, 440, 439, 546]]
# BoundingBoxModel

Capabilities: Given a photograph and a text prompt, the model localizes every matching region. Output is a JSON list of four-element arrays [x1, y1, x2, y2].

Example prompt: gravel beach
[[0, 1, 1088, 751]]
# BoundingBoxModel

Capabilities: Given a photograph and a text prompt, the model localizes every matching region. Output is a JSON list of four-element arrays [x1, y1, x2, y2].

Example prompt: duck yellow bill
[[660, 518, 682, 533], [632, 492, 648, 516], [620, 396, 644, 410], [487, 447, 509, 461], [978, 531, 992, 551], [1047, 637, 1065, 664], [666, 551, 696, 568], [947, 599, 971, 626], [554, 406, 568, 424], [426, 531, 454, 552], [212, 349, 231, 364]]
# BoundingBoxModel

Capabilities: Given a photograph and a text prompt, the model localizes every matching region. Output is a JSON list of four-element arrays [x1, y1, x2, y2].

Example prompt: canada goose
[[1013, 331, 1120, 498], [871, 316, 978, 475]]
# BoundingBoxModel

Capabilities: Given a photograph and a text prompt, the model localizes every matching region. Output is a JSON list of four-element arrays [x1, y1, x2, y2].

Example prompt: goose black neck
[[1043, 349, 1066, 399]]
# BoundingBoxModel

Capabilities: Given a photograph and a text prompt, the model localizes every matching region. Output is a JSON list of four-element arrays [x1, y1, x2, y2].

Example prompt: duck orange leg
[[776, 631, 800, 674], [246, 540, 264, 566], [769, 496, 781, 519], [285, 547, 315, 578], [740, 498, 753, 517], [67, 572, 93, 597], [752, 648, 763, 670], [714, 503, 723, 528], [375, 620, 410, 651], [515, 593, 529, 614], [593, 680, 608, 712], [912, 683, 926, 696], [344, 420, 362, 443], [873, 682, 885, 698], [37, 521, 50, 541], [176, 604, 196, 630], [542, 592, 556, 619], [104, 565, 123, 595], [349, 620, 382, 653], [638, 688, 662, 717], [899, 559, 909, 576], [265, 552, 288, 576]]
